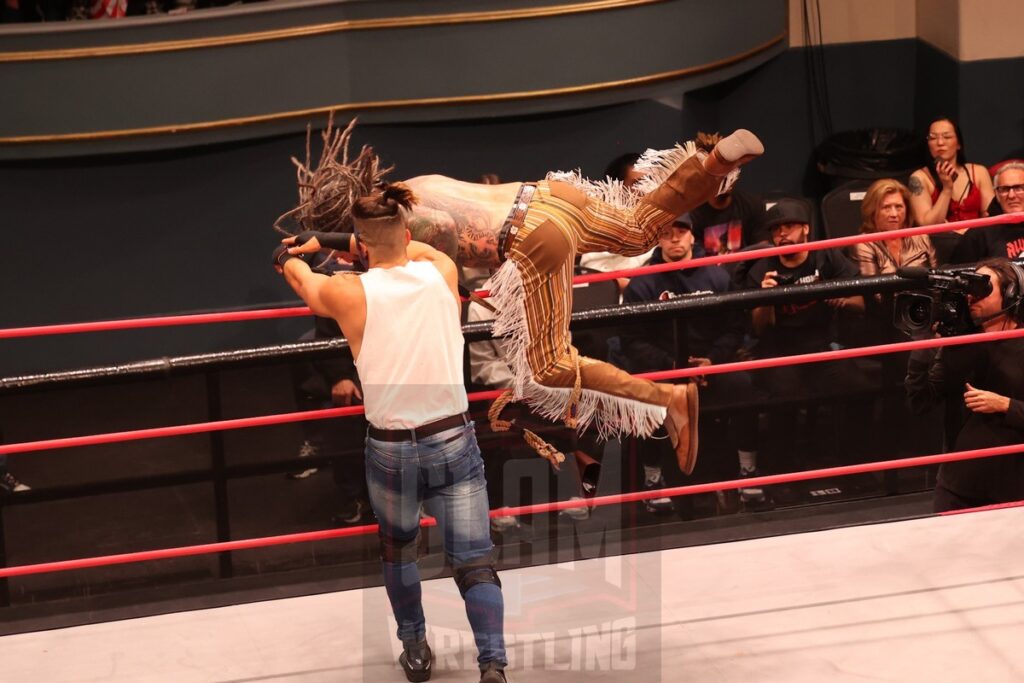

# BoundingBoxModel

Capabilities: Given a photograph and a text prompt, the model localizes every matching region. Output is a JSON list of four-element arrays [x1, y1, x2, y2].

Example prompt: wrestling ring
[[1, 213, 1023, 682]]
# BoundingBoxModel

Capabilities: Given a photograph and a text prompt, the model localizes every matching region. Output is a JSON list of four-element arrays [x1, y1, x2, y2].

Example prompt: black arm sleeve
[[295, 231, 354, 252]]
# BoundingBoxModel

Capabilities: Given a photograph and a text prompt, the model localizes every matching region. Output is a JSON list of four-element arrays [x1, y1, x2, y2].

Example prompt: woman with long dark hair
[[908, 117, 995, 263]]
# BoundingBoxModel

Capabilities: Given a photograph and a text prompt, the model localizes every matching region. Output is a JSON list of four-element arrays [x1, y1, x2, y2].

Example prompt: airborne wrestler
[[277, 119, 763, 474]]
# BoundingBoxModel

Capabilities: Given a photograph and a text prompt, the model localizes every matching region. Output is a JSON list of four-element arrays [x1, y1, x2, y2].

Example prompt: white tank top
[[356, 260, 469, 429]]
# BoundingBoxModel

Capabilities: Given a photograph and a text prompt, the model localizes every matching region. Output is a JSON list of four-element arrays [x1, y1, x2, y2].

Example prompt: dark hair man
[[274, 183, 508, 683], [743, 198, 872, 466], [906, 257, 1024, 511], [282, 119, 763, 476], [620, 215, 762, 507]]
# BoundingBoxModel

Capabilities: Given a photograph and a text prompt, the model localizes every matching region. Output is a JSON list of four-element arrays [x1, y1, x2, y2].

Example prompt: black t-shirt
[[907, 339, 1024, 502], [690, 190, 767, 257], [744, 248, 859, 355], [949, 218, 1024, 264]]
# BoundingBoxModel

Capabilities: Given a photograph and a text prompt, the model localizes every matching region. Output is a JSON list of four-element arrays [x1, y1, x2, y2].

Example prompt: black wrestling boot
[[399, 640, 432, 682], [479, 660, 507, 683]]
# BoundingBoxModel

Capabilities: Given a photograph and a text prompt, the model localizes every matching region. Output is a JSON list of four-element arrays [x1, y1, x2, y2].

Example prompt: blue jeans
[[365, 422, 506, 668]]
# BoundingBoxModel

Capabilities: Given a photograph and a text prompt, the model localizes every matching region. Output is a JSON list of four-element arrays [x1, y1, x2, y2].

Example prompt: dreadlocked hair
[[273, 115, 394, 237], [352, 182, 417, 249]]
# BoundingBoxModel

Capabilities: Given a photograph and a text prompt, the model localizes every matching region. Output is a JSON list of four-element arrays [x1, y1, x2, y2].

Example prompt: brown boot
[[704, 129, 764, 176], [665, 383, 699, 475]]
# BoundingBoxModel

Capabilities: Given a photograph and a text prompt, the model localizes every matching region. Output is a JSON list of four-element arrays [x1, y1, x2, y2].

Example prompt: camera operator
[[905, 257, 1024, 512]]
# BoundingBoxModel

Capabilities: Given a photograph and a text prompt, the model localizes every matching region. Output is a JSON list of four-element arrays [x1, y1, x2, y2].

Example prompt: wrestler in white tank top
[[356, 260, 469, 429]]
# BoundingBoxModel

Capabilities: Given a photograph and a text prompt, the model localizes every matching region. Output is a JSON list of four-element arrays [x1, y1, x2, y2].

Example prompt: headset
[[975, 260, 1024, 325]]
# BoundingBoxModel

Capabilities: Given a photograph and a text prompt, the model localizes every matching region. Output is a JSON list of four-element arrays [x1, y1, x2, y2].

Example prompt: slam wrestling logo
[[362, 453, 664, 678]]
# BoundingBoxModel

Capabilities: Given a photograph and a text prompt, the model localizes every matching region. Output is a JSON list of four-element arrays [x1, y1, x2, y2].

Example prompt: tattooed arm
[[908, 169, 950, 227]]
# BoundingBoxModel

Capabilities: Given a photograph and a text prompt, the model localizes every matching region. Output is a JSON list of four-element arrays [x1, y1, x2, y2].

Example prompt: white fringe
[[633, 141, 741, 198], [543, 170, 641, 211], [489, 260, 667, 440], [546, 141, 740, 211]]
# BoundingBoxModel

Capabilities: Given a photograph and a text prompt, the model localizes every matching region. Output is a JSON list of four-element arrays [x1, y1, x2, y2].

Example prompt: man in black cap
[[619, 213, 762, 509], [742, 198, 871, 471]]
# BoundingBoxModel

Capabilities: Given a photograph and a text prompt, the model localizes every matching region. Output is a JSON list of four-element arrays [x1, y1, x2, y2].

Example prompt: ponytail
[[352, 182, 417, 221]]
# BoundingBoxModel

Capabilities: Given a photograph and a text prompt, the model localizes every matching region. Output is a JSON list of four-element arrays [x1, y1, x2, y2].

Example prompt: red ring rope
[[1, 440, 1021, 579], [1, 213, 1018, 340], [2, 326, 1023, 457]]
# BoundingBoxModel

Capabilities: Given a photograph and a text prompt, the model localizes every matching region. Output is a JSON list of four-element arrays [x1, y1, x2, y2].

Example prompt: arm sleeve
[[905, 347, 945, 415], [923, 236, 937, 268], [850, 243, 881, 277], [829, 248, 861, 278]]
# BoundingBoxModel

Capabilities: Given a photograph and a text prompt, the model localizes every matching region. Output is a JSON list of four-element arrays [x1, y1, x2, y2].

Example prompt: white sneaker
[[490, 515, 521, 532], [1, 472, 29, 493], [559, 496, 590, 521], [288, 440, 319, 479], [643, 474, 674, 514], [738, 467, 766, 504]]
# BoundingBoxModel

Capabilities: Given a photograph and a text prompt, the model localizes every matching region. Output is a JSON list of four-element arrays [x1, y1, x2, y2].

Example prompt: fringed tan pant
[[495, 157, 721, 437]]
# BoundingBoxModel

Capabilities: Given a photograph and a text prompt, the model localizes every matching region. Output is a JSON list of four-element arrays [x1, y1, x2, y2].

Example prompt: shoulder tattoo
[[908, 175, 925, 196]]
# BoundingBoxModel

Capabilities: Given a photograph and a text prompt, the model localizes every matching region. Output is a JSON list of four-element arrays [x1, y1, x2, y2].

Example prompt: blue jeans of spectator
[[365, 422, 506, 668]]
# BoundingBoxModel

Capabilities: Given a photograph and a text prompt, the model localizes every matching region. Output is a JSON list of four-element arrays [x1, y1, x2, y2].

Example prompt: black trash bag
[[816, 128, 924, 182]]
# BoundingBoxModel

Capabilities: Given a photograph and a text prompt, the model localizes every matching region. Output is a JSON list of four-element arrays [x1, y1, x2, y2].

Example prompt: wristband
[[272, 244, 295, 268], [295, 231, 354, 252]]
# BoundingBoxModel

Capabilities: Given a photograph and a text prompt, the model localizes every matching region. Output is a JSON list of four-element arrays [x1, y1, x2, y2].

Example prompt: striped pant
[[489, 156, 721, 438]]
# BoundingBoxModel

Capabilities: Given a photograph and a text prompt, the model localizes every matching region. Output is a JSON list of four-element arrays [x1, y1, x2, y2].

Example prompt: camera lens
[[907, 299, 931, 325]]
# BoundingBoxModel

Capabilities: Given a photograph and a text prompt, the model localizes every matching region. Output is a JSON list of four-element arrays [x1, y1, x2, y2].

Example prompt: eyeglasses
[[995, 184, 1024, 197], [926, 133, 956, 142]]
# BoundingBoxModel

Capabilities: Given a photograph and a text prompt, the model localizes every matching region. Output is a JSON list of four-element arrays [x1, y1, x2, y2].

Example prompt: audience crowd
[[5, 121, 1022, 525]]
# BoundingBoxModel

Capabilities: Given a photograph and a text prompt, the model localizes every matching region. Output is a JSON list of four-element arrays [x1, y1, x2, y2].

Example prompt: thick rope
[[563, 346, 582, 430], [522, 429, 566, 469], [488, 388, 567, 469], [487, 389, 517, 432]]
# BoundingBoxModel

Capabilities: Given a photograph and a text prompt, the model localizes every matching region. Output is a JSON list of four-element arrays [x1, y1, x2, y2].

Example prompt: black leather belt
[[496, 183, 536, 262], [368, 412, 472, 442]]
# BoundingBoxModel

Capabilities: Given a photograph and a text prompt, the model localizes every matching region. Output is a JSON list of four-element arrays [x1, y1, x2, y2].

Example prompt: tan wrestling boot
[[665, 383, 699, 476], [705, 129, 764, 176]]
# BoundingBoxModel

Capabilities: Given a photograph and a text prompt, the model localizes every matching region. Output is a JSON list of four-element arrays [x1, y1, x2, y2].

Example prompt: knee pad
[[453, 558, 501, 598], [380, 530, 420, 564]]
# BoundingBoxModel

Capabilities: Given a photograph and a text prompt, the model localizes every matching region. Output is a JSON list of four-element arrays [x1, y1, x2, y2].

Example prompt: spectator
[[468, 285, 594, 525], [579, 152, 653, 295], [744, 198, 872, 466], [906, 258, 1024, 512], [603, 152, 644, 189], [849, 179, 936, 459], [619, 215, 764, 508], [908, 117, 995, 264], [951, 162, 1024, 263], [688, 132, 769, 259], [850, 178, 936, 278], [288, 253, 371, 524]]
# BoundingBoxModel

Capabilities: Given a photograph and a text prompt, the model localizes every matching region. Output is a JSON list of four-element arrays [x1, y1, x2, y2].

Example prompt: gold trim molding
[[0, 0, 664, 63], [0, 33, 785, 145]]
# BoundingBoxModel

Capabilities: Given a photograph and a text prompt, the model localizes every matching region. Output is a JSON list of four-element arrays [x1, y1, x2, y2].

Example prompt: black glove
[[294, 231, 354, 252], [272, 244, 315, 269]]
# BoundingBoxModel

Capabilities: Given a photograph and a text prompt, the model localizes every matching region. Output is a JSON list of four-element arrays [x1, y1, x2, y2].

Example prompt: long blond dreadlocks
[[273, 116, 394, 237]]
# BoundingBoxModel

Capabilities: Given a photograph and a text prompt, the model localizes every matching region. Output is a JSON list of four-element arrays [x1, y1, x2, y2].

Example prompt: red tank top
[[930, 165, 983, 222]]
